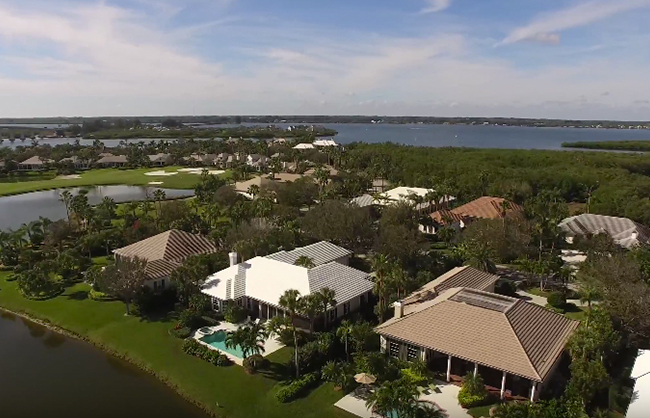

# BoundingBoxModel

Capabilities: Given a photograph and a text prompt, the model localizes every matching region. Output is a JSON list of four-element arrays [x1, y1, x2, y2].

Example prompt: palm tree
[[389, 262, 409, 299], [371, 254, 392, 319], [247, 184, 260, 199], [294, 255, 316, 268], [336, 319, 354, 361], [365, 379, 420, 418], [318, 287, 337, 330], [59, 190, 73, 221], [152, 189, 166, 220], [279, 289, 302, 378], [299, 293, 322, 333], [226, 323, 268, 358]]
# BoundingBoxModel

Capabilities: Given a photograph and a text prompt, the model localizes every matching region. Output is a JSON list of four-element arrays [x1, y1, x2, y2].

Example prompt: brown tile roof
[[377, 288, 579, 382], [114, 230, 217, 279], [401, 266, 499, 314], [431, 196, 522, 225]]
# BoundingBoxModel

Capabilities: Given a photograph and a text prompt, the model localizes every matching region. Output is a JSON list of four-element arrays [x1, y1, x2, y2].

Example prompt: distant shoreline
[[562, 140, 650, 152]]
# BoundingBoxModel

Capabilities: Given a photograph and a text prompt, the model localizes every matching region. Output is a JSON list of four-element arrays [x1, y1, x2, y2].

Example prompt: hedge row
[[275, 372, 320, 403], [182, 339, 231, 366]]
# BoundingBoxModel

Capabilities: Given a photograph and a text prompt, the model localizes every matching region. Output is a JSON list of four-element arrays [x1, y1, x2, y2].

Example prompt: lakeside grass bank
[[0, 167, 230, 197], [0, 271, 351, 418]]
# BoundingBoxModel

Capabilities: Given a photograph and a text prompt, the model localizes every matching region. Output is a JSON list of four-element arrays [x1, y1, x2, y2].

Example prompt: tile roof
[[97, 155, 128, 164], [114, 230, 217, 279], [308, 262, 373, 304], [377, 288, 579, 382], [266, 241, 352, 266], [401, 266, 499, 314], [559, 214, 650, 249], [350, 194, 376, 208], [20, 156, 53, 165], [431, 196, 522, 224], [148, 153, 171, 162]]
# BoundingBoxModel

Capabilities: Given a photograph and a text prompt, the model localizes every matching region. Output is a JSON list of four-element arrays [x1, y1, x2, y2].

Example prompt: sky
[[1, 0, 650, 119]]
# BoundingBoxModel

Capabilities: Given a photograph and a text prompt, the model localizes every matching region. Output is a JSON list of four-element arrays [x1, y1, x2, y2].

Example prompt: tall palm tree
[[371, 254, 391, 319], [59, 190, 73, 221], [336, 319, 354, 361], [318, 287, 337, 330], [225, 323, 268, 359], [279, 289, 302, 378], [365, 379, 420, 418], [294, 255, 316, 268], [152, 189, 166, 220]]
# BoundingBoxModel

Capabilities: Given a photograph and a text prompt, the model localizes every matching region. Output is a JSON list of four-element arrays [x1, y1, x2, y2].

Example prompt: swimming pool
[[199, 330, 244, 359]]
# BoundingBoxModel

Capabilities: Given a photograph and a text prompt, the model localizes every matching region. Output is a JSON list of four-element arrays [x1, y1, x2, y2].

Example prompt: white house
[[293, 143, 315, 150], [313, 139, 338, 147], [201, 241, 374, 323]]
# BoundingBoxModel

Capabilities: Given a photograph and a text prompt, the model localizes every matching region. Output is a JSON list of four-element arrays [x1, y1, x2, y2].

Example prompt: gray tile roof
[[266, 241, 352, 266], [350, 194, 376, 208], [559, 214, 650, 249], [308, 262, 373, 304]]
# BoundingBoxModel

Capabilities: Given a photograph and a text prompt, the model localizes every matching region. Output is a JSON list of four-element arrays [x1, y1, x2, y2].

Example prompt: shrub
[[169, 325, 192, 339], [458, 373, 490, 408], [182, 339, 231, 366], [298, 332, 336, 373], [547, 291, 567, 309], [401, 366, 428, 386], [223, 302, 247, 323], [89, 289, 116, 301], [321, 361, 354, 391], [243, 354, 266, 374], [179, 309, 203, 329], [495, 280, 518, 297], [275, 372, 320, 403]]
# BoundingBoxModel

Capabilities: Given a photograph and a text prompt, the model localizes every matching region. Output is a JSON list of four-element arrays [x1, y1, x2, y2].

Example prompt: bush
[[275, 372, 320, 403], [243, 354, 266, 374], [89, 289, 116, 301], [495, 280, 518, 297], [179, 309, 203, 329], [133, 287, 177, 315], [547, 291, 567, 309], [223, 302, 247, 323], [458, 373, 490, 408], [182, 339, 231, 366], [169, 325, 192, 339]]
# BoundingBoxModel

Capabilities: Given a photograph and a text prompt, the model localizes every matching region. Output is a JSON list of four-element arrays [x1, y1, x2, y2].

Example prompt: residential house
[[59, 156, 91, 170], [216, 153, 233, 168], [376, 287, 578, 401], [202, 241, 374, 325], [304, 165, 339, 177], [148, 153, 173, 167], [371, 179, 391, 193], [427, 196, 523, 234], [183, 153, 217, 166], [293, 143, 315, 150], [313, 139, 338, 147], [350, 194, 376, 208], [18, 156, 54, 171], [113, 229, 217, 291], [246, 154, 270, 170], [234, 173, 304, 197], [96, 154, 128, 168], [376, 186, 455, 215], [559, 213, 650, 249]]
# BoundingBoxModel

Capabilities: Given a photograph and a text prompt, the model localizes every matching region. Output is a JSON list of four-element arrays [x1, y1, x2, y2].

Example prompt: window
[[329, 309, 336, 321], [406, 344, 419, 361], [344, 301, 350, 315], [359, 294, 365, 305], [389, 341, 400, 358], [153, 281, 159, 292], [160, 279, 165, 290]]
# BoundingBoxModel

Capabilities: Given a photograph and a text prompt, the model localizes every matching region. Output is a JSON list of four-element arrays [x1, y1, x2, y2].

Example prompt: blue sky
[[1, 0, 650, 119]]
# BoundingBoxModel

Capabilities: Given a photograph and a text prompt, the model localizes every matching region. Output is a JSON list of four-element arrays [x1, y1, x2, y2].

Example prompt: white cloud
[[420, 0, 451, 14], [501, 0, 650, 45]]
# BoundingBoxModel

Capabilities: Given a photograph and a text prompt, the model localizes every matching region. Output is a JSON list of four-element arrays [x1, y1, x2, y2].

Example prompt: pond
[[0, 311, 209, 418], [0, 185, 194, 231]]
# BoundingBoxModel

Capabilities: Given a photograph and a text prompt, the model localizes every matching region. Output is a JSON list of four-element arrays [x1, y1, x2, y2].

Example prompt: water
[[3, 123, 650, 150], [200, 331, 244, 358], [0, 312, 208, 418], [0, 185, 194, 231]]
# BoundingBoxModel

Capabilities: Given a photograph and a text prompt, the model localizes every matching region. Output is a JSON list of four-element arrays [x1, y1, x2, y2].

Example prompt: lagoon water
[[0, 312, 209, 418], [4, 123, 650, 150], [0, 185, 194, 231]]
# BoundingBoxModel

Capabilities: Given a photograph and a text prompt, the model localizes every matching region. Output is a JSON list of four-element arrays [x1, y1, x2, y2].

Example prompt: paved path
[[335, 380, 471, 418], [516, 290, 592, 309]]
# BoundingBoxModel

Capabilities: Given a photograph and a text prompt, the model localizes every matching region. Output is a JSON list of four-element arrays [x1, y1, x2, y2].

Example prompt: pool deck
[[192, 321, 285, 366]]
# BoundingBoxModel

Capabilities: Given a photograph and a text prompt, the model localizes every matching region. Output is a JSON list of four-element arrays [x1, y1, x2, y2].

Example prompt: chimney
[[229, 252, 238, 267], [394, 301, 403, 319]]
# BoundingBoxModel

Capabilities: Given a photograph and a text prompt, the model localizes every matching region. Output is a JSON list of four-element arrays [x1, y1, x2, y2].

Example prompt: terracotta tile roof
[[401, 266, 499, 314], [377, 288, 579, 382], [114, 230, 217, 279], [431, 196, 522, 225]]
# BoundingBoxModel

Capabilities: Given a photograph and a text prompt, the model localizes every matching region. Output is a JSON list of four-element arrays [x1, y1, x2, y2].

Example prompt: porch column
[[473, 363, 478, 376], [258, 302, 262, 318], [267, 304, 270, 319], [530, 382, 537, 402], [500, 372, 507, 399], [446, 355, 452, 382]]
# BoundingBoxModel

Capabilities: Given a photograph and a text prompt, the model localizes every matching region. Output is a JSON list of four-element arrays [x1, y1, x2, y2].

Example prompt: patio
[[334, 379, 471, 418], [191, 321, 285, 366]]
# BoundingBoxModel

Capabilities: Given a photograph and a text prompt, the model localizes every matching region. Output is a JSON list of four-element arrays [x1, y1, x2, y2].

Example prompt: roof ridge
[[504, 301, 543, 381]]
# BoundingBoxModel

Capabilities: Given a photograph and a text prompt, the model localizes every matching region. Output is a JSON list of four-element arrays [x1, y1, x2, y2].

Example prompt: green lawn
[[467, 404, 497, 417], [0, 167, 230, 196], [0, 271, 351, 418]]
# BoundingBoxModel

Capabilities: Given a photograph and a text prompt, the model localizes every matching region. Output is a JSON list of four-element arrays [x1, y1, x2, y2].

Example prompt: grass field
[[0, 271, 351, 418], [0, 167, 230, 197]]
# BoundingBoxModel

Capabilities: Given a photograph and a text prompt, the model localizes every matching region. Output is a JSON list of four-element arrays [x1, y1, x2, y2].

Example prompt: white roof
[[313, 139, 338, 147], [202, 257, 311, 306], [627, 349, 650, 417], [381, 187, 432, 202], [293, 143, 315, 150], [559, 214, 650, 249]]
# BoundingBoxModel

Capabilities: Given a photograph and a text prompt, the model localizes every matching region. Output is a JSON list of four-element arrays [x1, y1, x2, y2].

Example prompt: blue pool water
[[199, 331, 244, 359]]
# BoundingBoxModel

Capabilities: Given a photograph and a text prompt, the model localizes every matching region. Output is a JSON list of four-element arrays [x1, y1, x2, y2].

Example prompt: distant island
[[2, 115, 650, 129], [562, 140, 650, 152]]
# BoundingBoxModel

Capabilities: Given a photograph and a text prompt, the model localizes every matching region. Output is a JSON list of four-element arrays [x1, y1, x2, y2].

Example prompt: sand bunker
[[145, 170, 178, 176], [148, 181, 164, 185], [57, 174, 82, 180]]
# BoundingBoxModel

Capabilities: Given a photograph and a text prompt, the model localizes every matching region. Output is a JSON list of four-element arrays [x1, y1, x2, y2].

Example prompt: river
[[3, 123, 650, 150], [0, 185, 194, 231], [0, 312, 209, 418]]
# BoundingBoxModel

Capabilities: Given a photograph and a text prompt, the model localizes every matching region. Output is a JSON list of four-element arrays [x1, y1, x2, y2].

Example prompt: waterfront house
[[202, 241, 374, 326], [234, 173, 304, 197], [18, 156, 54, 171], [376, 287, 578, 401], [375, 186, 455, 216], [293, 143, 315, 150], [113, 229, 217, 291], [558, 213, 650, 249], [428, 196, 523, 234], [148, 153, 173, 167], [313, 139, 338, 147], [59, 156, 92, 170], [246, 154, 270, 170], [183, 154, 217, 166], [96, 154, 128, 168]]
